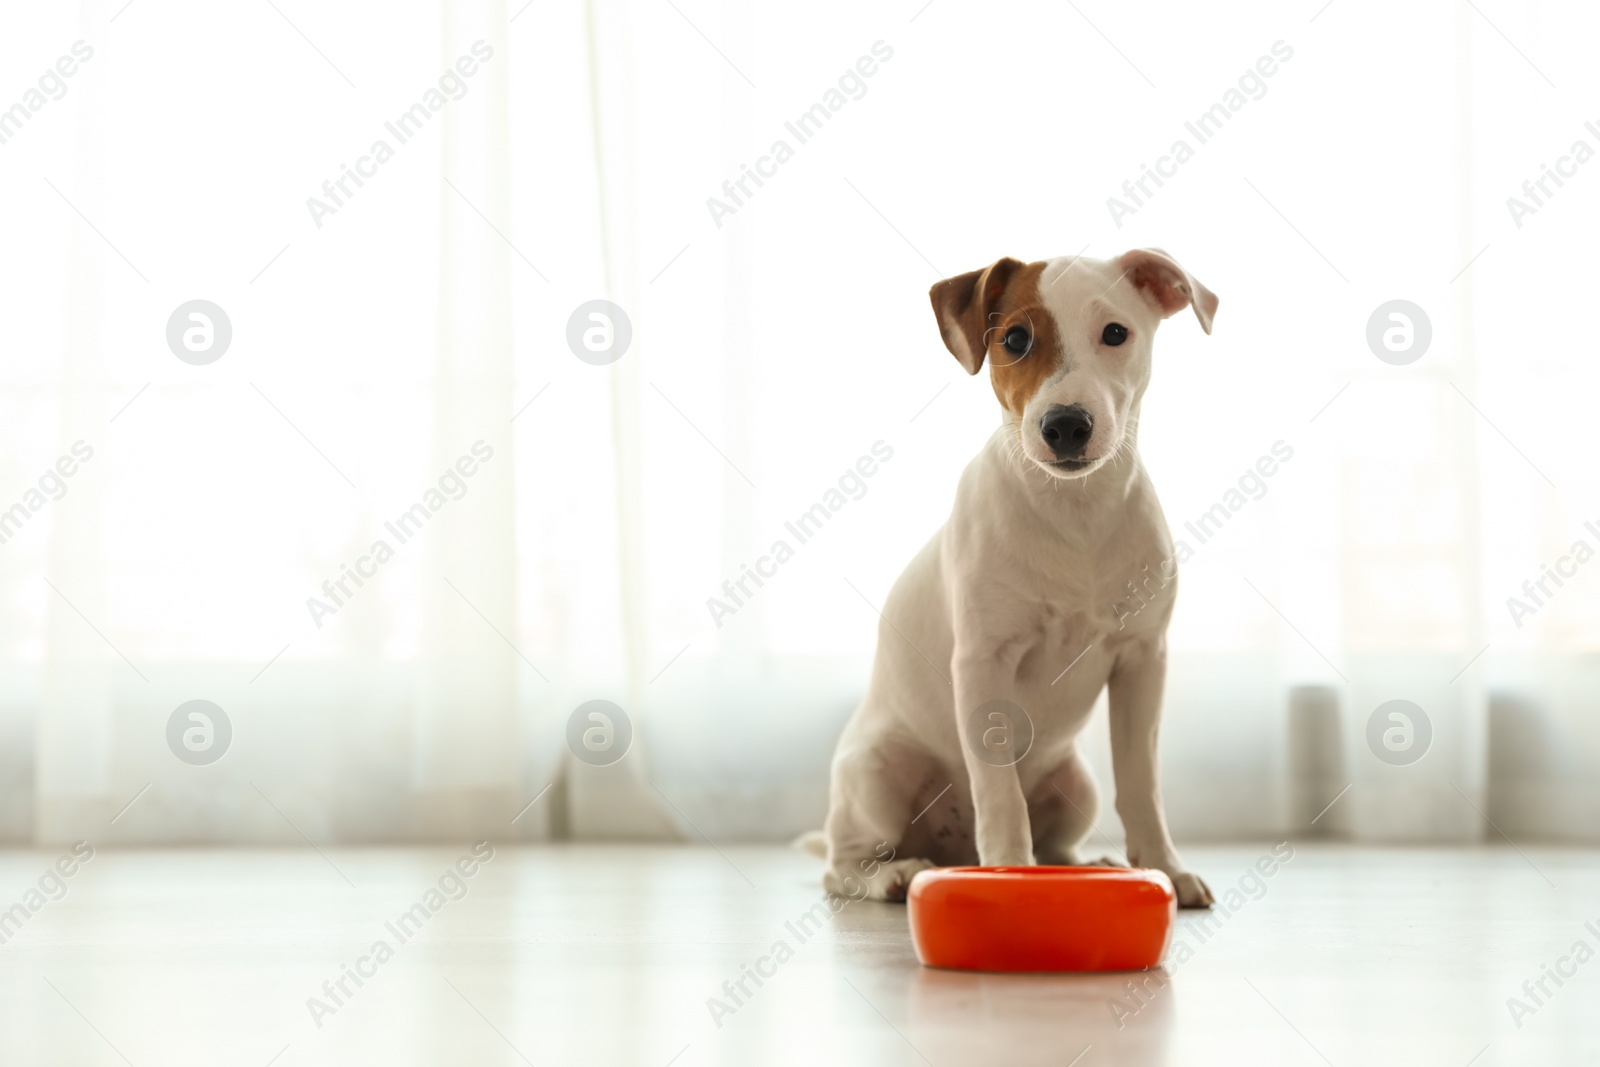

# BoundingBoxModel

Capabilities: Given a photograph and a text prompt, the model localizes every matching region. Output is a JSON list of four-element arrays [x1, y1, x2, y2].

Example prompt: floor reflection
[[902, 963, 1177, 1066]]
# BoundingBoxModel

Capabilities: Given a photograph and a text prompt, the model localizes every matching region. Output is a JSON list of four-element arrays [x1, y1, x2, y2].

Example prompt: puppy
[[818, 249, 1217, 907]]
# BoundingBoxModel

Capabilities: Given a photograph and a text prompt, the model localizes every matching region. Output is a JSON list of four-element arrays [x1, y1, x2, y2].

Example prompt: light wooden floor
[[0, 843, 1596, 1066]]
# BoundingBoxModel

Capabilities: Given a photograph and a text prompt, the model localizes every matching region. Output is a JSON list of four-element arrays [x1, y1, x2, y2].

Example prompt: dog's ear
[[1116, 248, 1218, 335], [929, 257, 1026, 374]]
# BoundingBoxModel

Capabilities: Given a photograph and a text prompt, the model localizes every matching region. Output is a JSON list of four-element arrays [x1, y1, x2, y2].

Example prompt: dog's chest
[[1024, 540, 1159, 641], [1004, 589, 1107, 691], [1006, 543, 1168, 702], [1026, 596, 1096, 654]]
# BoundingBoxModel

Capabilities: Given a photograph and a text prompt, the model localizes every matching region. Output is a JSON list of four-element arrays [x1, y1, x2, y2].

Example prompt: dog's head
[[930, 249, 1217, 480]]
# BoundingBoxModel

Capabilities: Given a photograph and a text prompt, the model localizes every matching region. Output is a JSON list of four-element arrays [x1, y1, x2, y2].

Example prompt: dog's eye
[[1001, 327, 1031, 356], [1101, 323, 1128, 347]]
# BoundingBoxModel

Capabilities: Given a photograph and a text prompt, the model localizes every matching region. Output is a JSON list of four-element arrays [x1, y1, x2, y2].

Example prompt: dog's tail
[[791, 830, 827, 858]]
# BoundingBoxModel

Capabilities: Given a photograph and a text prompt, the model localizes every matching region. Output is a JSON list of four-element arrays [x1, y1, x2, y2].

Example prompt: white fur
[[818, 252, 1216, 907]]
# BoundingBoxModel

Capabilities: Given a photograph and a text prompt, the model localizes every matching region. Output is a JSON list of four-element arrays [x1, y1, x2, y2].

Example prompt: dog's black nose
[[1039, 404, 1093, 460]]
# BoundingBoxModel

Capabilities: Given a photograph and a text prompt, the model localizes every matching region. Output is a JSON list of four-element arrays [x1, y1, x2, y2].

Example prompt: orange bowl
[[907, 866, 1176, 972]]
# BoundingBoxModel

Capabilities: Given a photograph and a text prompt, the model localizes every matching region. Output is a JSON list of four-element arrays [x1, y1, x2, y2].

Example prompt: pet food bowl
[[907, 865, 1175, 972]]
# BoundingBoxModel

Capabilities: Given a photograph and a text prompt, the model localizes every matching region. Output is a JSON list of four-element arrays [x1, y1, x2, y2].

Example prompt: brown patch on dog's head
[[929, 258, 1063, 416]]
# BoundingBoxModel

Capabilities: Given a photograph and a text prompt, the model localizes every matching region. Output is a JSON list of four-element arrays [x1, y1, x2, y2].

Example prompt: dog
[[812, 248, 1217, 908]]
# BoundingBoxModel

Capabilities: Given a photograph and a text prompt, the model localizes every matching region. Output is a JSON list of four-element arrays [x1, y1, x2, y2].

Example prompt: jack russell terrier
[[813, 248, 1218, 908]]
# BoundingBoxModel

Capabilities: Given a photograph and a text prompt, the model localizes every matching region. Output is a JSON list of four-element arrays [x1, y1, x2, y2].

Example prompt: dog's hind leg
[[821, 735, 940, 901]]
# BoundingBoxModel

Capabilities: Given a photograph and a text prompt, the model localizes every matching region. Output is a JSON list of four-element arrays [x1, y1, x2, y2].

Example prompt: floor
[[0, 844, 1596, 1066]]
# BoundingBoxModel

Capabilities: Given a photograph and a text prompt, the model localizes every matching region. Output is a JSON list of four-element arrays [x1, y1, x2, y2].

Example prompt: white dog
[[814, 249, 1218, 908]]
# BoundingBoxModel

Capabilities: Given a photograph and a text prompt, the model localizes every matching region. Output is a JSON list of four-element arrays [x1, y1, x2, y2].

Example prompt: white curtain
[[3, 0, 1597, 847]]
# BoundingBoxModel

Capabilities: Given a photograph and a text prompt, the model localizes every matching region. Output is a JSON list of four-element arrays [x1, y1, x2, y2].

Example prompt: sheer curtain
[[6, 0, 549, 844], [3, 0, 1597, 847]]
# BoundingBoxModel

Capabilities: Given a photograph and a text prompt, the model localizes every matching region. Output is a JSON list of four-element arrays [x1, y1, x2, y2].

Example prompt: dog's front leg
[[952, 649, 1035, 866], [1108, 638, 1214, 907]]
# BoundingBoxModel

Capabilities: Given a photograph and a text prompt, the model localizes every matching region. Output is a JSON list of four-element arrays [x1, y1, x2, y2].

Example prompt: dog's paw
[[1168, 870, 1214, 909], [1081, 854, 1130, 868], [866, 858, 937, 902], [823, 857, 936, 902]]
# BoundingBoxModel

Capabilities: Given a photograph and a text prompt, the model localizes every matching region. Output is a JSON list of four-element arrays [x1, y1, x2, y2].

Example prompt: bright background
[[1, 0, 1597, 848]]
